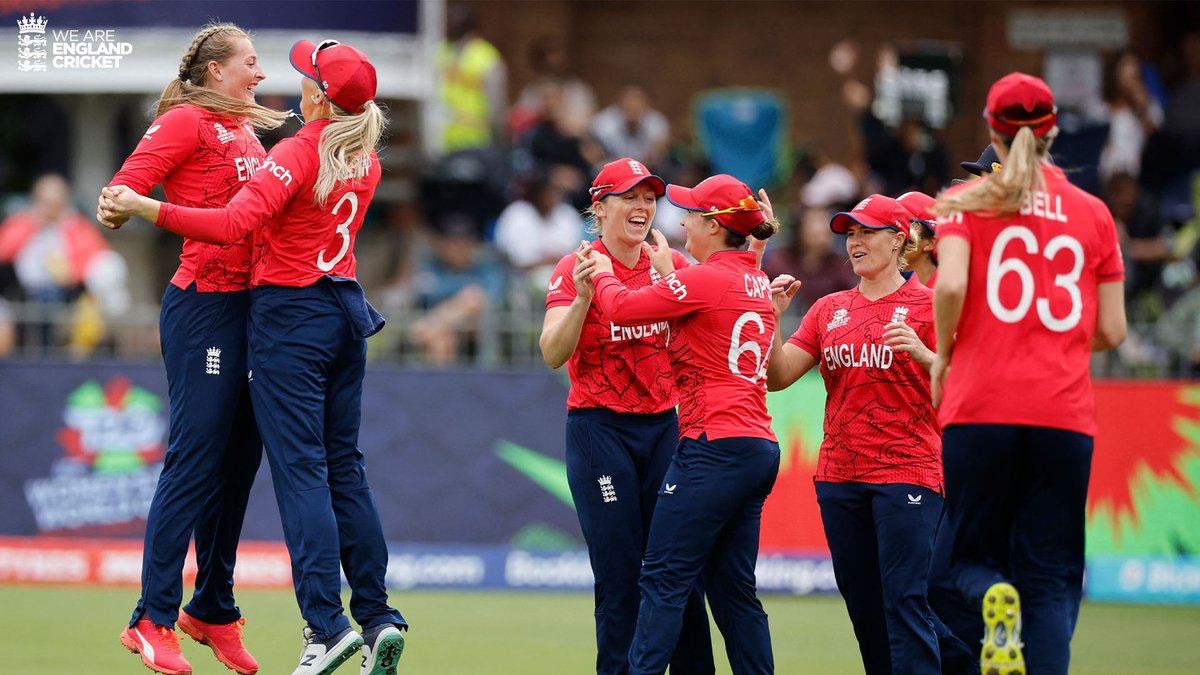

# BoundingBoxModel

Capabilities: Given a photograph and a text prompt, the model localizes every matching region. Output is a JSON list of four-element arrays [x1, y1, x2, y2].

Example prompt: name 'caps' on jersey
[[109, 104, 266, 291], [545, 238, 688, 414], [935, 164, 1125, 436], [592, 250, 777, 442], [789, 278, 941, 492]]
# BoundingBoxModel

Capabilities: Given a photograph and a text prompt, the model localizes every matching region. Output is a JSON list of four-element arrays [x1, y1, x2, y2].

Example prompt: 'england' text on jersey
[[234, 157, 263, 182], [823, 342, 894, 370], [610, 320, 669, 342]]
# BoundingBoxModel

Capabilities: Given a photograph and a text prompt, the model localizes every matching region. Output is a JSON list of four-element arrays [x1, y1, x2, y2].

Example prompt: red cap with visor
[[830, 194, 910, 237], [666, 174, 765, 236], [289, 39, 377, 114], [984, 72, 1057, 138], [589, 158, 666, 203]]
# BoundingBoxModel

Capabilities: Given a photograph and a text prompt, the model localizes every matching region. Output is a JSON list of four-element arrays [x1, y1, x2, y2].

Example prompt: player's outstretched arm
[[1092, 280, 1127, 352]]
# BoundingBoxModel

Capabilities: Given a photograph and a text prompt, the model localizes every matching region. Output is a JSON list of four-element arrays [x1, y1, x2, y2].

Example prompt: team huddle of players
[[544, 71, 1124, 675], [95, 18, 1125, 675]]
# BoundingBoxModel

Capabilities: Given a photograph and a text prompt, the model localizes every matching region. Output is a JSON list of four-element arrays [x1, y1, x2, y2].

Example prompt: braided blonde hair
[[313, 100, 387, 205], [155, 23, 288, 130]]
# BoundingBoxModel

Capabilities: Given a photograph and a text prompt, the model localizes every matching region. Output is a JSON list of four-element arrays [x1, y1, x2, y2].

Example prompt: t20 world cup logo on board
[[16, 12, 47, 72]]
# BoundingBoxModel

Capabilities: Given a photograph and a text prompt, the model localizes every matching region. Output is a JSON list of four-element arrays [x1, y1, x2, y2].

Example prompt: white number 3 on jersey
[[317, 192, 357, 272]]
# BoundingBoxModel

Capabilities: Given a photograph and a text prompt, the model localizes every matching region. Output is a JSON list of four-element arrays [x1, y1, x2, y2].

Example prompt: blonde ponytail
[[155, 22, 289, 130], [933, 126, 1057, 217], [313, 100, 387, 205]]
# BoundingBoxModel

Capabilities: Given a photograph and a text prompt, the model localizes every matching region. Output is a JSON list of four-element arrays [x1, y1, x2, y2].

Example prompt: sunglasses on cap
[[701, 195, 761, 218], [587, 184, 613, 197], [311, 39, 340, 106]]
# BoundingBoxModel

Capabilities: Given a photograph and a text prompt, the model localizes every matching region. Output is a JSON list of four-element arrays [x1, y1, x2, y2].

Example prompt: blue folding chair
[[692, 88, 790, 190]]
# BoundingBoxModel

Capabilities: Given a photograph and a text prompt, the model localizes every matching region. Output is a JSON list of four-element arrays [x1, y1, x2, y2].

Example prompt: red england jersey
[[156, 119, 377, 287], [592, 250, 777, 442], [935, 165, 1124, 436], [110, 104, 265, 292], [789, 277, 942, 491], [546, 239, 689, 414]]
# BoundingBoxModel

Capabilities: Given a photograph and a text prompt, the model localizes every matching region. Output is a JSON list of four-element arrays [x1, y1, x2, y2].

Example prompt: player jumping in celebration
[[929, 73, 1127, 675], [540, 158, 715, 675], [101, 39, 407, 675], [579, 174, 781, 675], [765, 195, 945, 675], [99, 22, 290, 675]]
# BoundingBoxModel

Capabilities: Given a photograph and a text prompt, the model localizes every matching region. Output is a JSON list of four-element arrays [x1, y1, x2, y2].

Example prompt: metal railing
[[0, 298, 1193, 378]]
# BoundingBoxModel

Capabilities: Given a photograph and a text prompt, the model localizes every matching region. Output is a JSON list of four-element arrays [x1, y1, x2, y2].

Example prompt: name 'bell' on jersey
[[789, 276, 941, 492], [546, 238, 689, 414], [591, 250, 777, 442], [936, 164, 1125, 436], [110, 104, 266, 291], [154, 119, 378, 287]]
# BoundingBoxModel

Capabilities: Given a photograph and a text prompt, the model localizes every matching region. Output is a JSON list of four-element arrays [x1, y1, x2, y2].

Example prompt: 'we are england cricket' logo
[[16, 12, 133, 72], [23, 377, 167, 534]]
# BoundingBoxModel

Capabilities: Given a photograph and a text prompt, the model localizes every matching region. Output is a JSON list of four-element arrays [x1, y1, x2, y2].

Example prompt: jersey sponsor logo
[[822, 342, 894, 371], [597, 475, 617, 503], [141, 124, 160, 141], [907, 493, 923, 505], [609, 320, 668, 343], [234, 156, 262, 182], [649, 266, 663, 283], [890, 306, 909, 324], [664, 272, 687, 300], [1019, 190, 1068, 223], [547, 275, 563, 292], [826, 308, 850, 331], [205, 347, 221, 375], [663, 482, 677, 494], [260, 156, 294, 186], [212, 122, 236, 144], [744, 273, 770, 299]]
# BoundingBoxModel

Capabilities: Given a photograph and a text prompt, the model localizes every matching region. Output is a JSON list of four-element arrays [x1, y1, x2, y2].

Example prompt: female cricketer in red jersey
[[766, 194, 947, 675], [897, 190, 939, 287], [929, 72, 1127, 675], [98, 23, 289, 675], [102, 39, 407, 675], [540, 158, 715, 675], [580, 174, 780, 675]]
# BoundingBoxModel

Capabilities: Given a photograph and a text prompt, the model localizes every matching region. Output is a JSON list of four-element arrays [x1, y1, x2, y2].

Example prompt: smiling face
[[209, 36, 264, 102], [681, 210, 722, 261], [595, 182, 658, 248], [845, 222, 905, 279]]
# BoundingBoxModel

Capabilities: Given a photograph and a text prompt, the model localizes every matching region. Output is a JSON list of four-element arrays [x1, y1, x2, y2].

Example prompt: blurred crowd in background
[[1, 5, 1199, 377]]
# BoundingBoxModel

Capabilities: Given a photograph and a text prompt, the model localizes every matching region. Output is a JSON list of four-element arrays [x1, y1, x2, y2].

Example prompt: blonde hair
[[897, 231, 918, 271], [156, 23, 288, 130], [313, 100, 387, 205], [933, 126, 1057, 217]]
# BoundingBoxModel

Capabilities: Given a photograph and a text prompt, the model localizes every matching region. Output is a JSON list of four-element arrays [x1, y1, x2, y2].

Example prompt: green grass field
[[4, 586, 1198, 674]]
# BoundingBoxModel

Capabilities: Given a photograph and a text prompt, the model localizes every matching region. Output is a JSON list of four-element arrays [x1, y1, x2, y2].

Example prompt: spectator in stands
[[1105, 172, 1168, 310], [1099, 51, 1163, 183], [592, 85, 670, 169], [439, 2, 507, 153], [494, 171, 585, 297], [408, 213, 505, 366], [1157, 267, 1200, 378], [0, 173, 128, 355], [523, 85, 605, 210], [513, 35, 595, 140]]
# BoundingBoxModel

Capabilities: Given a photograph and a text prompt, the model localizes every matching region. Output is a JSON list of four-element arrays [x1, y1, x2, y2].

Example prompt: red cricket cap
[[896, 190, 936, 233], [589, 158, 665, 203], [290, 39, 377, 114], [830, 194, 910, 237], [666, 174, 765, 236], [984, 72, 1057, 138]]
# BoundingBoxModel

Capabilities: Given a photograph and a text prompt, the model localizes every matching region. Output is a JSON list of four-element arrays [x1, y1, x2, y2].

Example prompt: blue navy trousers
[[929, 424, 1092, 675], [132, 283, 262, 628], [628, 435, 779, 675], [248, 282, 405, 639], [566, 408, 714, 675], [816, 481, 943, 675]]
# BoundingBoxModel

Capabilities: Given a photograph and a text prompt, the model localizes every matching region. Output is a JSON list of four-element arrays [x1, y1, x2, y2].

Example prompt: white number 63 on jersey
[[986, 225, 1084, 332]]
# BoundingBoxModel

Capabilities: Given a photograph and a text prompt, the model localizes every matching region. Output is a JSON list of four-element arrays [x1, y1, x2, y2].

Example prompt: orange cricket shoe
[[120, 618, 193, 675], [177, 610, 259, 674]]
